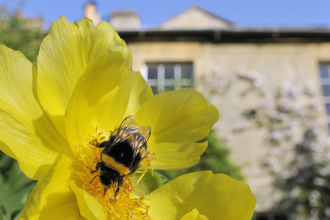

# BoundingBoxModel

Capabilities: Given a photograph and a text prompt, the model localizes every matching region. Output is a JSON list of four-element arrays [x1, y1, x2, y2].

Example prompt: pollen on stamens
[[75, 127, 154, 220]]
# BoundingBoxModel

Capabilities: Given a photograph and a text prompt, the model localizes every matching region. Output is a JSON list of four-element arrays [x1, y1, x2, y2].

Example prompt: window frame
[[319, 62, 330, 134], [145, 62, 194, 94]]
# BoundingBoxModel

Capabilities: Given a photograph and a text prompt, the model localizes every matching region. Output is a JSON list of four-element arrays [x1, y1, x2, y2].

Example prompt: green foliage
[[275, 129, 330, 219], [133, 170, 169, 196], [159, 129, 244, 181], [0, 7, 44, 219], [0, 7, 46, 62], [0, 152, 36, 220]]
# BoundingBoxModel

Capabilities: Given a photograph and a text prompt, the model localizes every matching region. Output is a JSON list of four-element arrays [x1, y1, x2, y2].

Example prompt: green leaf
[[0, 159, 35, 219], [132, 170, 169, 196], [8, 163, 33, 191], [0, 152, 14, 173]]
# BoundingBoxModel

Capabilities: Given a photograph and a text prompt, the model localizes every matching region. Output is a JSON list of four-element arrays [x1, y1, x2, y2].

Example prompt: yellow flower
[[0, 17, 256, 219]]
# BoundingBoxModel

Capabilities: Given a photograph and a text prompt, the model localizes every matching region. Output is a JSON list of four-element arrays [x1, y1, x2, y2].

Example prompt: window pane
[[181, 63, 193, 79], [148, 65, 158, 79], [322, 85, 330, 96], [151, 86, 157, 95], [164, 64, 175, 79], [165, 85, 175, 92], [320, 64, 329, 79], [146, 62, 194, 94], [326, 104, 330, 116]]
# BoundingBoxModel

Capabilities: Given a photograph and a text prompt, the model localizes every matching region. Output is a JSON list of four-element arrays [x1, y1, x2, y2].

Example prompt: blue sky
[[1, 0, 330, 29]]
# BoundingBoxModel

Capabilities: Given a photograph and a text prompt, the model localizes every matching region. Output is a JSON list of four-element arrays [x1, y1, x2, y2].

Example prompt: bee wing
[[121, 115, 139, 131], [132, 125, 151, 157], [138, 125, 151, 142], [112, 115, 151, 157], [112, 115, 139, 145]]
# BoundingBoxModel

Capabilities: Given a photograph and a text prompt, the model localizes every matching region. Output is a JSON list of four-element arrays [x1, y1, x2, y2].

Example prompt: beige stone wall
[[128, 41, 330, 211]]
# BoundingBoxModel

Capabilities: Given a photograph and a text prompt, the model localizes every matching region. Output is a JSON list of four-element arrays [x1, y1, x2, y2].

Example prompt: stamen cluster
[[75, 128, 153, 219]]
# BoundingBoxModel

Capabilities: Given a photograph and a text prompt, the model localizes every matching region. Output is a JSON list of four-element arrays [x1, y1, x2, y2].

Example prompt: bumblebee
[[90, 115, 151, 202]]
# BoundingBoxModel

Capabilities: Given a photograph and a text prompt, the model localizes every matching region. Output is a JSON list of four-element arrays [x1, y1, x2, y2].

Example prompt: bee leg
[[112, 183, 117, 203], [103, 186, 109, 197], [91, 162, 102, 173], [113, 177, 123, 204], [96, 141, 108, 148]]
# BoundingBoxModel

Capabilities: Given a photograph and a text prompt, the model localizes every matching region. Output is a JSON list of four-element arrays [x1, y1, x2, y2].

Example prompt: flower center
[[76, 127, 155, 219]]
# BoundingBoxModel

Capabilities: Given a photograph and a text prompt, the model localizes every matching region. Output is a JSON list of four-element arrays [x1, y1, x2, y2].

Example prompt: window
[[319, 63, 330, 133], [145, 62, 193, 94]]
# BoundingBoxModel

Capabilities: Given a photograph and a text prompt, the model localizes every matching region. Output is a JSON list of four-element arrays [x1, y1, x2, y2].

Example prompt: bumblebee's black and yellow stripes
[[90, 115, 151, 202]]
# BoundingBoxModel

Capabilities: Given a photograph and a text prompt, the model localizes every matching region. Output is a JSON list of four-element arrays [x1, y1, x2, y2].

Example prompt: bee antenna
[[90, 175, 100, 184]]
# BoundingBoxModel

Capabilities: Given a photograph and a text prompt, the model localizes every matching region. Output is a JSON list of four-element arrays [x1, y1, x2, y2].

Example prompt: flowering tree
[[201, 67, 330, 219]]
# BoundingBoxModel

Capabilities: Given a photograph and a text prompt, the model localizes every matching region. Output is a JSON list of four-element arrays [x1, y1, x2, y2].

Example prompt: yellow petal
[[69, 180, 106, 220], [0, 45, 66, 180], [147, 171, 256, 220], [37, 17, 132, 140], [123, 71, 154, 117], [66, 70, 152, 153], [19, 150, 82, 220], [65, 51, 129, 148], [92, 71, 153, 133], [149, 142, 208, 170], [135, 89, 219, 170], [181, 209, 209, 220]]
